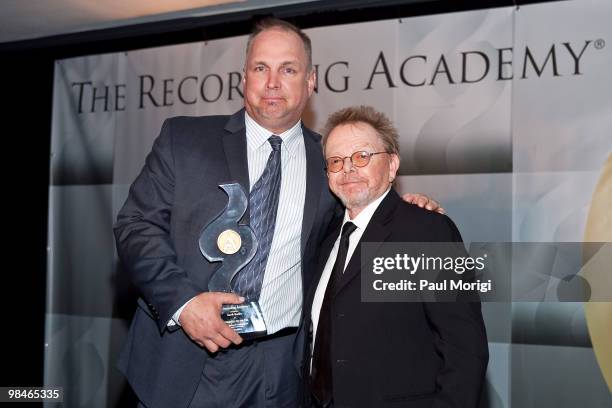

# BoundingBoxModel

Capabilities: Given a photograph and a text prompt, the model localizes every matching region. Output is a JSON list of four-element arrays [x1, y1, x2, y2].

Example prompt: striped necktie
[[233, 135, 283, 300]]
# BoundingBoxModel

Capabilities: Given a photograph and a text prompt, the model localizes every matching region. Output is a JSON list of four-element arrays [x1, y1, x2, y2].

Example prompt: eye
[[326, 157, 342, 167], [351, 151, 371, 167], [282, 66, 297, 74], [253, 65, 266, 72]]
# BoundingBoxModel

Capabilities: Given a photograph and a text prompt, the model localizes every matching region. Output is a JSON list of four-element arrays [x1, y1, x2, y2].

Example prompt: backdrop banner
[[47, 1, 612, 406]]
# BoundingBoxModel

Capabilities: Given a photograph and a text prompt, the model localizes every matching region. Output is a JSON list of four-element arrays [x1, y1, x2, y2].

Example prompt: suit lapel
[[334, 190, 401, 296], [223, 109, 251, 223], [300, 125, 326, 256]]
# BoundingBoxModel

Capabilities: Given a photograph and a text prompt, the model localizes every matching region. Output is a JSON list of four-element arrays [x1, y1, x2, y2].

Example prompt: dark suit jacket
[[114, 109, 341, 408], [301, 190, 488, 408]]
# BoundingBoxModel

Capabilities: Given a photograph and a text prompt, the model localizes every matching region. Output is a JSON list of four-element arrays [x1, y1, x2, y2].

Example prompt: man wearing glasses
[[115, 19, 444, 408], [301, 106, 488, 408]]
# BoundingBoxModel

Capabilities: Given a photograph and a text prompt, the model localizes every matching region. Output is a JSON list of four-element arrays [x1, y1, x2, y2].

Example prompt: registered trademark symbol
[[594, 39, 605, 50]]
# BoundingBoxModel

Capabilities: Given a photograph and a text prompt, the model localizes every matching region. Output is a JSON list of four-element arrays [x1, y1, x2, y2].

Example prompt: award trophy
[[199, 183, 267, 338]]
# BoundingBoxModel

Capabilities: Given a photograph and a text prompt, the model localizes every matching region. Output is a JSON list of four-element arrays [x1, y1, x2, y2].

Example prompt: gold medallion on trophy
[[217, 229, 242, 255]]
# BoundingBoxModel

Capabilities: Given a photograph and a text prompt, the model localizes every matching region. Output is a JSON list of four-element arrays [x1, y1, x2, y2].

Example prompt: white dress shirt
[[310, 188, 391, 348], [243, 112, 306, 333]]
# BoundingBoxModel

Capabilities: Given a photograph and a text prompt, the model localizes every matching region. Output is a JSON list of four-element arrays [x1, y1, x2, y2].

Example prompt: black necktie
[[311, 221, 358, 406], [233, 135, 282, 301]]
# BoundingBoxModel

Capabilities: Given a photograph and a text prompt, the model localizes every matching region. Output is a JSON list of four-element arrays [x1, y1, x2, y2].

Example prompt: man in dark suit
[[303, 106, 488, 408], [114, 18, 340, 408], [114, 17, 442, 407]]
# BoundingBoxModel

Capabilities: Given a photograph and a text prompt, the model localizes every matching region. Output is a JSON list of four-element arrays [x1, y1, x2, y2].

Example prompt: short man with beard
[[303, 106, 488, 408]]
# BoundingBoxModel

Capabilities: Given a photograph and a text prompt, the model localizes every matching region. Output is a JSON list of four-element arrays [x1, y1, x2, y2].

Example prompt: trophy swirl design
[[199, 183, 266, 338]]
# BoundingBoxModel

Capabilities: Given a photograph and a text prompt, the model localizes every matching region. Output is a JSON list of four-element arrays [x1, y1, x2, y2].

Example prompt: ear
[[306, 69, 316, 97], [388, 153, 400, 183]]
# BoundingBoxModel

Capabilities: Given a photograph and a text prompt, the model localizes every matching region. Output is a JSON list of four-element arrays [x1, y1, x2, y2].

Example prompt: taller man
[[115, 18, 439, 408]]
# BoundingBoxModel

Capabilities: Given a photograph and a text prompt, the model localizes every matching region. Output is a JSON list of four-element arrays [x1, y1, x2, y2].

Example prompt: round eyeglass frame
[[325, 151, 389, 173]]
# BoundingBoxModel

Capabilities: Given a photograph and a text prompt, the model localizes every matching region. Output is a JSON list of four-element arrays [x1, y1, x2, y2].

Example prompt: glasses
[[325, 151, 388, 173]]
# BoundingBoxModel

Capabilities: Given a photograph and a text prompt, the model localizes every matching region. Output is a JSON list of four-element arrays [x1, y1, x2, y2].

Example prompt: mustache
[[338, 175, 366, 184]]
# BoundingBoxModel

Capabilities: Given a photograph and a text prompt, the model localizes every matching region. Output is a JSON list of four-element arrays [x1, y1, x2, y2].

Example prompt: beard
[[334, 184, 372, 212]]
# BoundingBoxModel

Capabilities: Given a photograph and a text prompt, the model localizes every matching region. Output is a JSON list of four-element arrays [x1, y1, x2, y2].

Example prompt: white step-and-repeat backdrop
[[47, 1, 611, 406]]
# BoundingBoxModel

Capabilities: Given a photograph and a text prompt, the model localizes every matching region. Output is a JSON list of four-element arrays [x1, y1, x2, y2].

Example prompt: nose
[[266, 70, 280, 89], [341, 156, 355, 173]]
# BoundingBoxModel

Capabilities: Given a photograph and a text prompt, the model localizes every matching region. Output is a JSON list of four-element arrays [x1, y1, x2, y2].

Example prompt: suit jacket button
[[337, 313, 345, 318]]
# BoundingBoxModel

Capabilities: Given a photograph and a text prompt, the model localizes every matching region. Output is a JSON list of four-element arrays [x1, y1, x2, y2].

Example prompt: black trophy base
[[221, 301, 267, 340]]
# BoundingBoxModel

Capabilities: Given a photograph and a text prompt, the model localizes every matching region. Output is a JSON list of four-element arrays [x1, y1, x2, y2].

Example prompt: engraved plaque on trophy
[[199, 183, 267, 338]]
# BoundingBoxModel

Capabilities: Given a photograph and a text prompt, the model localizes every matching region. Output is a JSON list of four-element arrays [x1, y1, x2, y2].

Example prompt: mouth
[[340, 179, 365, 186], [262, 96, 284, 103]]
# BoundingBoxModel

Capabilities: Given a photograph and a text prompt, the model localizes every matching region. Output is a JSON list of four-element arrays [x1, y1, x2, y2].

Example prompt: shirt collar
[[244, 112, 302, 156], [343, 188, 391, 232]]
